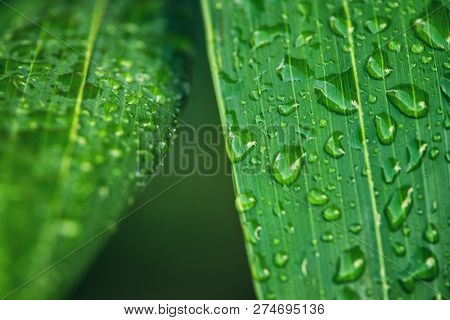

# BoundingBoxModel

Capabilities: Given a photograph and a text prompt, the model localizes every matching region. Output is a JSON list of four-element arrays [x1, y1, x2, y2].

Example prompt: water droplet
[[314, 79, 359, 115], [252, 24, 285, 49], [321, 231, 334, 242], [307, 188, 329, 206], [226, 129, 257, 163], [272, 146, 305, 186], [366, 50, 393, 80], [277, 103, 299, 116], [243, 219, 262, 244], [329, 14, 354, 38], [423, 223, 439, 244], [235, 192, 257, 213], [251, 254, 271, 282], [386, 84, 429, 118], [325, 131, 346, 159], [364, 17, 390, 34], [411, 43, 424, 54], [348, 223, 362, 235], [274, 251, 289, 268], [277, 56, 313, 84], [385, 186, 413, 231], [430, 147, 440, 160], [333, 246, 366, 284], [388, 40, 401, 52], [392, 242, 406, 257], [382, 157, 401, 184], [273, 201, 286, 217], [413, 17, 448, 50], [399, 247, 439, 293], [406, 139, 428, 172], [323, 205, 341, 221], [295, 31, 314, 47], [368, 94, 378, 104], [374, 113, 396, 144]]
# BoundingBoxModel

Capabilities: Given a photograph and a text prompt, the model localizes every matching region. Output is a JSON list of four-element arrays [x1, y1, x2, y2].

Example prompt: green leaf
[[0, 0, 190, 298], [202, 0, 449, 299]]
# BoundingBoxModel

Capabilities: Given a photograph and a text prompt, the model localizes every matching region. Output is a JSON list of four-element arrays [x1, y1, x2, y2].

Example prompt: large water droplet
[[323, 205, 341, 221], [406, 139, 428, 172], [399, 247, 439, 293], [272, 146, 305, 186], [252, 24, 286, 49], [364, 17, 390, 34], [366, 50, 393, 80], [374, 113, 396, 144], [313, 69, 359, 115], [423, 223, 439, 244], [276, 56, 313, 83], [307, 188, 329, 206], [329, 13, 354, 38], [333, 246, 366, 284], [235, 192, 257, 213], [325, 131, 346, 158], [413, 18, 448, 50], [386, 84, 429, 118], [385, 186, 413, 231]]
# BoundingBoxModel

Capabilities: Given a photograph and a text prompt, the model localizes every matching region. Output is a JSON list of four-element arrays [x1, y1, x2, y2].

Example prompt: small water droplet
[[392, 242, 406, 257], [423, 223, 439, 244], [235, 192, 257, 213], [274, 251, 289, 268]]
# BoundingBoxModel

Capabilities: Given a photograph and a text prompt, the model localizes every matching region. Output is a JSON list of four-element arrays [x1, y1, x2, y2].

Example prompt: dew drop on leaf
[[323, 205, 341, 221], [235, 192, 257, 213], [374, 113, 396, 144], [423, 223, 439, 244], [324, 131, 346, 159], [406, 139, 428, 172], [386, 84, 429, 118], [333, 246, 366, 284], [272, 146, 305, 186], [364, 17, 390, 34], [385, 186, 413, 231], [307, 188, 329, 206], [399, 247, 439, 293]]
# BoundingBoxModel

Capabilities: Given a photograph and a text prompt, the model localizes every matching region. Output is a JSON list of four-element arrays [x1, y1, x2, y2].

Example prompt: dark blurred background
[[71, 4, 255, 300]]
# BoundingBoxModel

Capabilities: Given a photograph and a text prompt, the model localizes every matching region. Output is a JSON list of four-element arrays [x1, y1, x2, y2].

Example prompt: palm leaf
[[0, 0, 190, 298], [202, 0, 449, 299]]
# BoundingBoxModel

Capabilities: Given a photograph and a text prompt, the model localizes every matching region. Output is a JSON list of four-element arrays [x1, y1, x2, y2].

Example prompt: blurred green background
[[71, 6, 255, 299]]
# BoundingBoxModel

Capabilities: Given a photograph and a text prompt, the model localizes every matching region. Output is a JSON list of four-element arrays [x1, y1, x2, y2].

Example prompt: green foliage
[[202, 0, 449, 299], [0, 0, 190, 298]]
